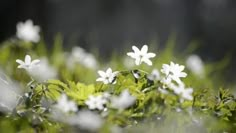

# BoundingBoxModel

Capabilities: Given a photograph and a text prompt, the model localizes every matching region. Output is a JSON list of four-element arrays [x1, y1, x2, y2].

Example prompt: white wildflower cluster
[[84, 90, 136, 111], [51, 110, 104, 132], [67, 46, 98, 70], [158, 61, 193, 101], [16, 19, 40, 43], [145, 59, 193, 101], [51, 95, 105, 131], [13, 41, 197, 132]]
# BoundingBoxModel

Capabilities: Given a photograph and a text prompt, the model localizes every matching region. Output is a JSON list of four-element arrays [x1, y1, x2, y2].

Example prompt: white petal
[[132, 46, 140, 54], [16, 59, 25, 65], [146, 53, 156, 58], [25, 55, 31, 65], [135, 58, 141, 65], [31, 59, 40, 66], [143, 58, 152, 66], [141, 45, 148, 54], [127, 52, 137, 58], [98, 70, 106, 78], [180, 72, 187, 78], [17, 65, 24, 68], [106, 68, 112, 75], [96, 78, 105, 82]]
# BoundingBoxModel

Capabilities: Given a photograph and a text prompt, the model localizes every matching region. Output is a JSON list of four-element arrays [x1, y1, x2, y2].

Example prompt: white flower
[[161, 62, 187, 84], [127, 45, 156, 66], [16, 19, 40, 43], [85, 95, 107, 110], [111, 89, 136, 110], [182, 87, 193, 101], [70, 46, 98, 69], [186, 55, 205, 78], [169, 83, 193, 101], [96, 68, 118, 84], [51, 110, 103, 132], [148, 69, 160, 81], [16, 55, 40, 70], [75, 110, 104, 131], [54, 94, 78, 113], [0, 71, 22, 112], [27, 58, 57, 82]]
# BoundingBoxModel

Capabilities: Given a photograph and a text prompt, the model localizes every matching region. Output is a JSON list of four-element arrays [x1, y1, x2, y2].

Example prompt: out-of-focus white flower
[[186, 55, 205, 78], [0, 71, 22, 112], [182, 87, 194, 101], [148, 69, 160, 81], [176, 108, 182, 112], [51, 110, 103, 131], [85, 95, 107, 110], [169, 83, 193, 101], [123, 56, 136, 68], [54, 94, 78, 113], [69, 46, 98, 69], [111, 89, 136, 110], [75, 110, 104, 131], [127, 45, 156, 66], [96, 68, 118, 84], [16, 55, 40, 70], [16, 19, 40, 43], [169, 83, 185, 95], [161, 62, 187, 84], [27, 58, 57, 82], [82, 53, 98, 69]]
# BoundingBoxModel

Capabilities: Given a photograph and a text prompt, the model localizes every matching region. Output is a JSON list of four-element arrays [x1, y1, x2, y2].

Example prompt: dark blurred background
[[1, 0, 236, 75]]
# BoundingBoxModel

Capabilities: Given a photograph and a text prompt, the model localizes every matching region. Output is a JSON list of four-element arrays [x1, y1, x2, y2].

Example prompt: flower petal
[[143, 58, 152, 66], [132, 46, 140, 54], [135, 58, 141, 65], [127, 52, 137, 58], [31, 59, 40, 66], [16, 59, 25, 65], [96, 78, 105, 82], [141, 45, 148, 54], [98, 70, 106, 78], [25, 55, 31, 65], [106, 68, 112, 75], [146, 53, 156, 58]]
